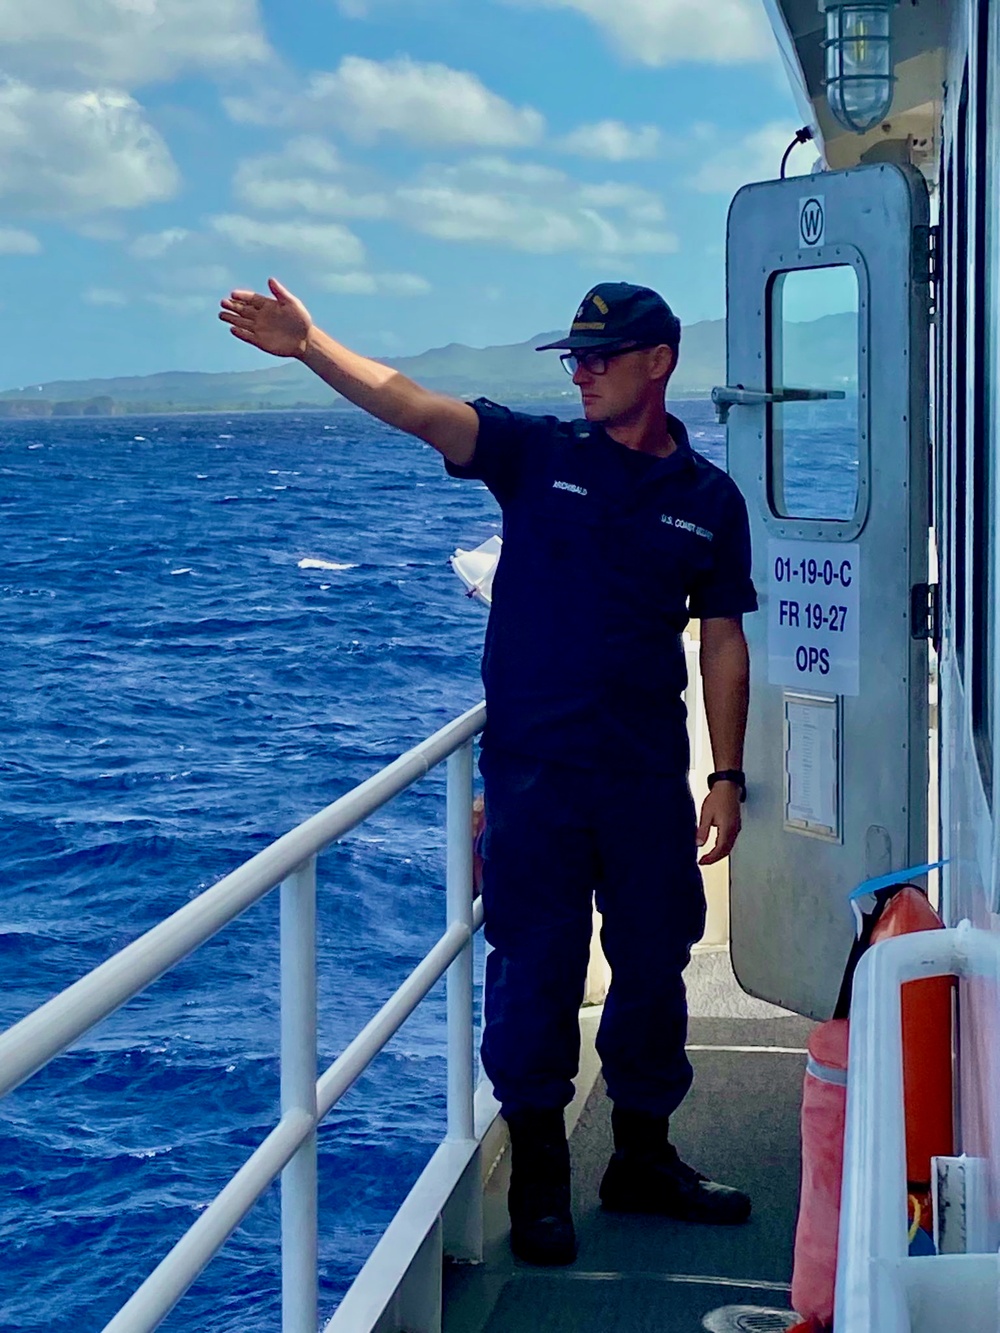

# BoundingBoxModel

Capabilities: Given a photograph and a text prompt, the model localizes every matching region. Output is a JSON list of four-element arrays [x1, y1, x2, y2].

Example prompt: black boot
[[505, 1108, 578, 1265], [599, 1106, 751, 1225]]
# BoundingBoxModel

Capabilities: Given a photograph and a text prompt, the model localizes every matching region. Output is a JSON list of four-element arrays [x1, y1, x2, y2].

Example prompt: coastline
[[0, 390, 716, 420]]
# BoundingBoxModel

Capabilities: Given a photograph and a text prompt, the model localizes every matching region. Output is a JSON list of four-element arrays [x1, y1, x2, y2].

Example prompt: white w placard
[[798, 195, 825, 247]]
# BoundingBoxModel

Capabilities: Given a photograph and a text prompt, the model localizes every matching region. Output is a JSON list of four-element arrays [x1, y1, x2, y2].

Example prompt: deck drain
[[702, 1307, 798, 1333]]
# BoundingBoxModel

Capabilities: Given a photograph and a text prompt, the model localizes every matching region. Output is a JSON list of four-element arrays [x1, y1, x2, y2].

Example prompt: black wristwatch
[[708, 769, 747, 802]]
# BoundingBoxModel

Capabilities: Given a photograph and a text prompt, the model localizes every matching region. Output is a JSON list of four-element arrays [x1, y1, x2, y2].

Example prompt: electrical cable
[[781, 125, 815, 179]]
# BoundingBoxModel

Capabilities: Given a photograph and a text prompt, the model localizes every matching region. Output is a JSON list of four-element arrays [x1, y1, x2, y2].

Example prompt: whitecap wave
[[298, 557, 357, 571]]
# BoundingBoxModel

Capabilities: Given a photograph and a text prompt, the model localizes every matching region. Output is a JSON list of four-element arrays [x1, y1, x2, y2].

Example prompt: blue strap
[[847, 859, 948, 903], [847, 859, 948, 936]]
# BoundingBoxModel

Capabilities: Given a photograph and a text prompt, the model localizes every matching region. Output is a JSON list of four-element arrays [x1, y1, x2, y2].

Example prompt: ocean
[[0, 398, 850, 1329]]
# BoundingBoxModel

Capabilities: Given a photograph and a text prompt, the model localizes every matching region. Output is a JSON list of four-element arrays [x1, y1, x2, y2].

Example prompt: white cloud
[[226, 140, 674, 270], [459, 155, 565, 186], [278, 137, 344, 174], [0, 81, 179, 215], [503, 0, 774, 66], [396, 157, 676, 255], [234, 140, 389, 218], [335, 0, 449, 14], [209, 213, 367, 268], [84, 286, 128, 305], [685, 122, 812, 194], [397, 187, 675, 254], [0, 226, 41, 254], [168, 264, 234, 290], [0, 0, 271, 87], [394, 185, 570, 252], [239, 174, 389, 219], [74, 218, 128, 241], [558, 120, 661, 161], [575, 182, 666, 214], [213, 187, 427, 296], [320, 271, 431, 296], [130, 227, 191, 259], [226, 55, 545, 148]]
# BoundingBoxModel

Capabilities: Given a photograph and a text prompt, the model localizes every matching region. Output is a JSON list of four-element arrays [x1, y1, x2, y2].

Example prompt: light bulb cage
[[821, 1, 898, 134]]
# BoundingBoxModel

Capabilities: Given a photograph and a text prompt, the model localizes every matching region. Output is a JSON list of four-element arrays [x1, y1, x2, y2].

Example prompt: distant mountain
[[0, 313, 857, 416]]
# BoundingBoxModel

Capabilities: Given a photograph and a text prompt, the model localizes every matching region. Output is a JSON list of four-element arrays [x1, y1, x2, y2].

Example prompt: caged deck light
[[820, 0, 898, 134]]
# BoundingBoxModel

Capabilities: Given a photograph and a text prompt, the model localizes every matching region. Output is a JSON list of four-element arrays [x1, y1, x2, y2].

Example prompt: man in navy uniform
[[220, 278, 757, 1266]]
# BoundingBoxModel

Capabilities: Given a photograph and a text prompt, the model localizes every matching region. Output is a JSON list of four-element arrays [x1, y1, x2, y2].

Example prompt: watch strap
[[708, 769, 747, 802]]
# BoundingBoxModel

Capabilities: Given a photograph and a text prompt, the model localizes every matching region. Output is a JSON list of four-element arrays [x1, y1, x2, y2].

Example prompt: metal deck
[[443, 946, 814, 1332]]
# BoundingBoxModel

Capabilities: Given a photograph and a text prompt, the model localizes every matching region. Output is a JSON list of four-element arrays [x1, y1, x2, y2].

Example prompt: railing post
[[442, 741, 483, 1271], [446, 743, 475, 1142], [281, 856, 318, 1333]]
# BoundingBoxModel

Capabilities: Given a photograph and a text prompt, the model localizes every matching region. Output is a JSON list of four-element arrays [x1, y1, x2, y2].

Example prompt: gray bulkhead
[[934, 0, 1000, 1249], [763, 0, 1000, 1261]]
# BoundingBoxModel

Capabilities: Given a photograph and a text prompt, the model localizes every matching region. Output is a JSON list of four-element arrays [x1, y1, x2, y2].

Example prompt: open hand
[[696, 783, 742, 866], [219, 277, 312, 358]]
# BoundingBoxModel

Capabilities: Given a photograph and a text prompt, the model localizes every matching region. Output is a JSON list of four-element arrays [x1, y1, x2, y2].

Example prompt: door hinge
[[911, 582, 940, 648], [913, 224, 939, 318]]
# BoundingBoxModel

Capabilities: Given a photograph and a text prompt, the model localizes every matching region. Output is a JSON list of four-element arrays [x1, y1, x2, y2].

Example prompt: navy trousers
[[478, 747, 706, 1119]]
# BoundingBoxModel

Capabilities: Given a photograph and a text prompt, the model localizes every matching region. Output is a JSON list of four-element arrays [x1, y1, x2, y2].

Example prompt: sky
[[0, 0, 817, 388]]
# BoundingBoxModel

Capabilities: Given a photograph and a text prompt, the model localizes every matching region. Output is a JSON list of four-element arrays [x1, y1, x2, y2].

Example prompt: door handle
[[711, 384, 847, 424]]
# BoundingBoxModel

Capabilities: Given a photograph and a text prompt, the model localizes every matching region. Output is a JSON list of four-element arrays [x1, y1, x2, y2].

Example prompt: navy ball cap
[[536, 282, 681, 354]]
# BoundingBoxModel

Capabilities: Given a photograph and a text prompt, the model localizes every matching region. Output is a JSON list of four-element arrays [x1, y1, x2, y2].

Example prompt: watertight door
[[722, 164, 931, 1019]]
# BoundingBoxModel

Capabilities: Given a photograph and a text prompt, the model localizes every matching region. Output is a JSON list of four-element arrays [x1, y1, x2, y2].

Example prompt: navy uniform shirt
[[446, 399, 758, 774]]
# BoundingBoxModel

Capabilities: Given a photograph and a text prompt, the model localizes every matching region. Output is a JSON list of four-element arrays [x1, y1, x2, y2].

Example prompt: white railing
[[0, 701, 487, 1333], [836, 921, 1000, 1332]]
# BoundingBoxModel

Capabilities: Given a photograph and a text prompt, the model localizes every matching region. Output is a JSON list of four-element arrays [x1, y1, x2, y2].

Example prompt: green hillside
[[0, 313, 857, 416]]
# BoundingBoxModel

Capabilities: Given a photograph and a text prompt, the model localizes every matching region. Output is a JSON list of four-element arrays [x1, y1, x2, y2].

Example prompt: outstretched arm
[[219, 278, 479, 466]]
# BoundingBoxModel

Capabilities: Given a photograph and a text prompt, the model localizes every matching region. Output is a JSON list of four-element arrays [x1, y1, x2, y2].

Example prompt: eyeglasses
[[559, 345, 652, 376]]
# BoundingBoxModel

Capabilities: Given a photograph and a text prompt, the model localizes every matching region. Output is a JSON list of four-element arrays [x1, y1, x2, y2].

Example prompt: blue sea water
[[0, 398, 849, 1330]]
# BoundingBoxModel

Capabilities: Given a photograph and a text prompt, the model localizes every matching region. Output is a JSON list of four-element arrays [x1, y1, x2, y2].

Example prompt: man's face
[[569, 344, 673, 424]]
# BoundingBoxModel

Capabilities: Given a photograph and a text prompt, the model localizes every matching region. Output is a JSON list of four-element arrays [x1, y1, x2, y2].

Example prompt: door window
[[767, 265, 861, 522]]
